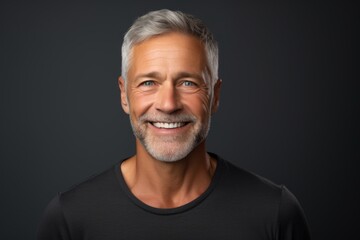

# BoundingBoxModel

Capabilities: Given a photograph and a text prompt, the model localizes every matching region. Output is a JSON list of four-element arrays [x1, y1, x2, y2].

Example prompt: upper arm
[[37, 194, 71, 240], [277, 186, 311, 240]]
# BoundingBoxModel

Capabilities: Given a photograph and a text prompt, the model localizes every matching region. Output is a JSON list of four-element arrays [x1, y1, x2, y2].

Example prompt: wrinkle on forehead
[[128, 32, 207, 82]]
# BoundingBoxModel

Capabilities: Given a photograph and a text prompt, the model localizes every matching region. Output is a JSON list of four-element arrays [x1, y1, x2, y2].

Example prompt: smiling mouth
[[150, 122, 188, 129]]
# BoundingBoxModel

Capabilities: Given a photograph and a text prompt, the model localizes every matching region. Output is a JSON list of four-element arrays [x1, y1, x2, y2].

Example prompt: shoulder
[[37, 163, 123, 239], [215, 155, 311, 239], [43, 162, 122, 220], [57, 162, 124, 211], [37, 194, 71, 240], [218, 156, 304, 210], [277, 186, 312, 239], [219, 157, 283, 198]]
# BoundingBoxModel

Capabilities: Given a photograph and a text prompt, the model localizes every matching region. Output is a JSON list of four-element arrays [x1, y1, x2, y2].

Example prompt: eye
[[140, 80, 155, 86], [182, 81, 196, 87]]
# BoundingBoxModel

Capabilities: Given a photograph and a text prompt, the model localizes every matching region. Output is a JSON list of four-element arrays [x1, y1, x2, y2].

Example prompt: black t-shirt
[[38, 154, 311, 240]]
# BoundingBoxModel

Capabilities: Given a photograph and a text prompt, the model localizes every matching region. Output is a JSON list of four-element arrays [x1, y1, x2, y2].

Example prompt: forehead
[[128, 32, 206, 78]]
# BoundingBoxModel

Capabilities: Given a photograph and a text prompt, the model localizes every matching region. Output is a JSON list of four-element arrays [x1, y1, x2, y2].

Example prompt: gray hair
[[121, 9, 219, 87]]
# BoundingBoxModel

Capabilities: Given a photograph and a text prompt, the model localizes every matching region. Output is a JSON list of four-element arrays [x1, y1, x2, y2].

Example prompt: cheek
[[128, 92, 154, 116], [182, 92, 212, 117]]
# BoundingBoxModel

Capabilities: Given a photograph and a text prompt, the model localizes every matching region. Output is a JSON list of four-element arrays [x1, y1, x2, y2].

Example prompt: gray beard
[[129, 114, 211, 162]]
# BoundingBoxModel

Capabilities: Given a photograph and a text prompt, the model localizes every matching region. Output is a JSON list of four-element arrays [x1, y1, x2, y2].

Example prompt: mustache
[[139, 113, 196, 123]]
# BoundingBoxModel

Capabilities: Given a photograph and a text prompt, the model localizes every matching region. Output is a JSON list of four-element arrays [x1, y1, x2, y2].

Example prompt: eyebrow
[[174, 72, 204, 81], [134, 72, 162, 81], [134, 71, 204, 81]]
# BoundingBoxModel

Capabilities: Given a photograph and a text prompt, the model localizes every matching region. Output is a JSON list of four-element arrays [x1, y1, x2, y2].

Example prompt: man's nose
[[155, 83, 182, 114]]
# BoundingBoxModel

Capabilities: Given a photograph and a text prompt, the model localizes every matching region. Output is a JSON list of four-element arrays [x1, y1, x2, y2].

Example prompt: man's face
[[119, 32, 220, 162]]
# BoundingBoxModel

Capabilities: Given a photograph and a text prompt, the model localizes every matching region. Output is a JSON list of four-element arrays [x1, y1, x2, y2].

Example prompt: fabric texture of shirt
[[38, 154, 311, 240]]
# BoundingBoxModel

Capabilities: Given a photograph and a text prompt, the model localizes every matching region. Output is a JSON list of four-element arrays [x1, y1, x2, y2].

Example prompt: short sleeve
[[278, 186, 311, 240], [37, 194, 71, 240]]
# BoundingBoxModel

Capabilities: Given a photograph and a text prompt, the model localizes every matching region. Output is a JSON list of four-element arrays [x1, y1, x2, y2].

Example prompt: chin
[[144, 140, 196, 163], [132, 118, 211, 162]]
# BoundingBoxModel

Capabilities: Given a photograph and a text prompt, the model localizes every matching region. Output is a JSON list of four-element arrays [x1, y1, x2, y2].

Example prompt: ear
[[211, 79, 222, 114], [118, 76, 129, 114]]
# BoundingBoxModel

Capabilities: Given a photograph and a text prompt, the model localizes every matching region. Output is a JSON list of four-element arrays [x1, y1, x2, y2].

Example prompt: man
[[38, 9, 311, 239]]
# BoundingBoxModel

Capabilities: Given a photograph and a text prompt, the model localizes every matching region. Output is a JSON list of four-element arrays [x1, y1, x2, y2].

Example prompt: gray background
[[0, 1, 358, 239]]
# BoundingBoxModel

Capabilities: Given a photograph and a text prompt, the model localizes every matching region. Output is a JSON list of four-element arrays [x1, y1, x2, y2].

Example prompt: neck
[[121, 140, 217, 208]]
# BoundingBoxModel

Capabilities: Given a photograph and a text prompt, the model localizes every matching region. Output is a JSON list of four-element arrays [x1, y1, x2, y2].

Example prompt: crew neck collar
[[114, 153, 223, 215]]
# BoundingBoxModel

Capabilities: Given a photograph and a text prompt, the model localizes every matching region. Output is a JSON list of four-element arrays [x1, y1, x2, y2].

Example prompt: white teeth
[[152, 122, 186, 129]]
